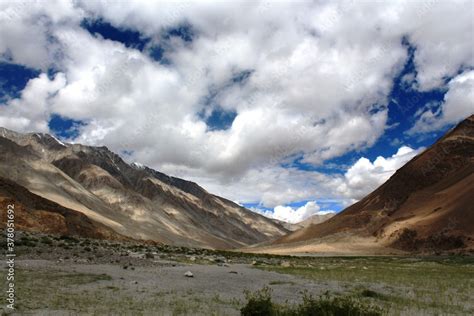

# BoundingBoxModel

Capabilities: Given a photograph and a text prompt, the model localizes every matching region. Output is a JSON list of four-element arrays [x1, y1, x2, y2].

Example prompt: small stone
[[228, 271, 238, 274], [280, 261, 291, 267], [145, 253, 154, 259], [190, 256, 196, 261], [184, 271, 194, 278]]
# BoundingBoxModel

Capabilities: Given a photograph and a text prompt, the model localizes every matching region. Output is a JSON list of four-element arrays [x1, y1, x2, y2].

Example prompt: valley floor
[[1, 232, 474, 315]]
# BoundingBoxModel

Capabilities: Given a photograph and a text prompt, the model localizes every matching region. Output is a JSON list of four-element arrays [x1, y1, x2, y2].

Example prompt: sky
[[0, 0, 473, 224]]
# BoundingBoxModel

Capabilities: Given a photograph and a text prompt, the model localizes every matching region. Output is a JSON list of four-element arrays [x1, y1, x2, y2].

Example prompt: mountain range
[[1, 115, 473, 254], [0, 127, 288, 249]]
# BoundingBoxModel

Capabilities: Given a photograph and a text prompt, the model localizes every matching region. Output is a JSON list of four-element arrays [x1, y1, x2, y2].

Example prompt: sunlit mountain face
[[1, 1, 472, 224]]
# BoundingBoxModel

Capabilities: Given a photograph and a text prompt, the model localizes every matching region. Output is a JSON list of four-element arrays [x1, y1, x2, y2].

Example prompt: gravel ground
[[15, 258, 339, 305]]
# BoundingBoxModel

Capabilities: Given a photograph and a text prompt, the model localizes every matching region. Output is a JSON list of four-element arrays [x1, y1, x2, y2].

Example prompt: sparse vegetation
[[39, 236, 53, 245], [241, 287, 275, 315], [241, 287, 382, 316], [358, 289, 385, 300], [257, 256, 474, 315]]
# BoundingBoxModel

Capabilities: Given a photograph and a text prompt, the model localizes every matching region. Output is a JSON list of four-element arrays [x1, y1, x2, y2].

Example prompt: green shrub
[[59, 235, 79, 243], [17, 236, 37, 247], [40, 236, 53, 245], [359, 289, 385, 300], [240, 288, 382, 316], [295, 292, 382, 316], [241, 287, 276, 316]]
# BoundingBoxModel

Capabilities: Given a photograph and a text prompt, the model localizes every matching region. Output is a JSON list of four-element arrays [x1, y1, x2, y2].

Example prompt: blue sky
[[0, 1, 472, 223]]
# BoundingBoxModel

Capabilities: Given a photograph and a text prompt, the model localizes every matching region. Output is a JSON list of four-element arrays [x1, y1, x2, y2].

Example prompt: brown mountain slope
[[263, 115, 474, 255], [0, 177, 126, 240], [0, 128, 287, 248]]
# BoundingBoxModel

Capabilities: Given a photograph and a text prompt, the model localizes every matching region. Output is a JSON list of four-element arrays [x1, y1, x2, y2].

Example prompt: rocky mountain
[[260, 115, 474, 255], [0, 127, 287, 249], [0, 177, 126, 241]]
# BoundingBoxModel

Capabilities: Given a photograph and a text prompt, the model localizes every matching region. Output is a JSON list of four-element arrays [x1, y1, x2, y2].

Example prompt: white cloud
[[0, 1, 472, 207], [409, 70, 474, 134], [177, 146, 421, 213], [0, 0, 82, 70], [0, 73, 66, 132], [337, 146, 423, 200], [251, 201, 335, 224]]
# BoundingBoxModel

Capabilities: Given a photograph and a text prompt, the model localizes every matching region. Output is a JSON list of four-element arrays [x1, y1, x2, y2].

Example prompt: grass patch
[[256, 256, 474, 315], [241, 287, 382, 316]]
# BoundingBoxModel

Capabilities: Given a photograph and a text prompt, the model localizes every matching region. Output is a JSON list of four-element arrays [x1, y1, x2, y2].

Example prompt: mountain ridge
[[251, 115, 474, 255], [0, 127, 288, 249]]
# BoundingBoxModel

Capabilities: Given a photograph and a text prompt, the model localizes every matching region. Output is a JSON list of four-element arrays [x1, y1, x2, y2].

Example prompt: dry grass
[[257, 256, 474, 315]]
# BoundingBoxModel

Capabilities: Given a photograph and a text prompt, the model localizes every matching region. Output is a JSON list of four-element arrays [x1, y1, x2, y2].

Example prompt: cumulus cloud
[[0, 73, 66, 132], [0, 1, 472, 208], [337, 146, 423, 200], [408, 70, 474, 134], [252, 201, 335, 224], [180, 146, 422, 213]]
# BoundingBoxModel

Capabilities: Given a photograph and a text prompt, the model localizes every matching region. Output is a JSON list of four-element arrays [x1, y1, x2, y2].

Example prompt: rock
[[184, 271, 194, 278], [189, 256, 196, 262], [252, 260, 269, 266], [145, 253, 154, 259], [280, 261, 291, 267], [228, 271, 238, 274], [129, 252, 145, 259]]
